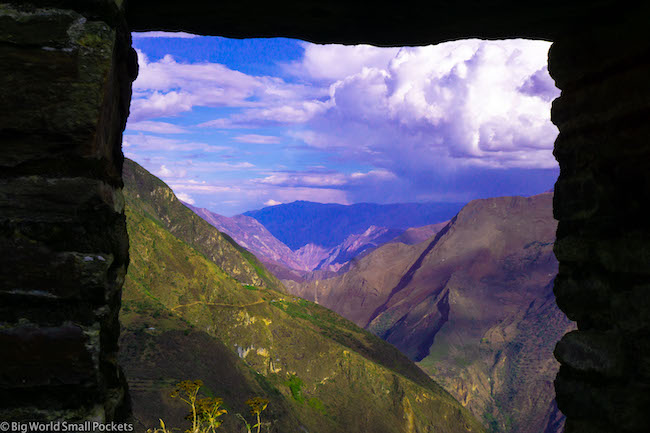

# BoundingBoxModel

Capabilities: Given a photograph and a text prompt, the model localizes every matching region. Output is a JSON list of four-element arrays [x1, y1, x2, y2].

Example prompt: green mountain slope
[[122, 158, 281, 291], [118, 160, 485, 433]]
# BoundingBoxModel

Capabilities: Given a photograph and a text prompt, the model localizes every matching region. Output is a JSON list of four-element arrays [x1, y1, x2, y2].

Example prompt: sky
[[125, 33, 561, 216]]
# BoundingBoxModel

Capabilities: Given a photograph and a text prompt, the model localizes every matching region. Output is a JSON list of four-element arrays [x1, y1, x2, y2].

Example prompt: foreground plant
[[236, 397, 270, 433], [148, 380, 227, 433], [147, 419, 172, 433]]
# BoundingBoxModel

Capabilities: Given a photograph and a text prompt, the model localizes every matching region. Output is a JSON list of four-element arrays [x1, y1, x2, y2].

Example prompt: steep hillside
[[283, 193, 575, 433], [244, 200, 464, 250], [122, 159, 282, 291], [119, 161, 485, 433]]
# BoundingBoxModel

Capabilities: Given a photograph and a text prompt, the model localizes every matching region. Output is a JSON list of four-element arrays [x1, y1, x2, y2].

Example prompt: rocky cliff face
[[291, 225, 406, 273], [285, 193, 575, 433]]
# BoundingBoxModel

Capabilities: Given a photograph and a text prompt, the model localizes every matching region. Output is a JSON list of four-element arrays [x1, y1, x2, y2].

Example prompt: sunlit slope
[[122, 158, 282, 291], [119, 162, 486, 433]]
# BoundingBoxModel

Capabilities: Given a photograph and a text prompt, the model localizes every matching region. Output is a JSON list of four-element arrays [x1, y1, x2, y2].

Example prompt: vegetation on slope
[[119, 161, 485, 433], [122, 158, 282, 291]]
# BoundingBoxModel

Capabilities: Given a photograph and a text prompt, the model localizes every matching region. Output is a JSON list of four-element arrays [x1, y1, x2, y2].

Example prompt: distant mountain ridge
[[190, 203, 451, 275], [243, 200, 465, 250], [187, 204, 308, 271]]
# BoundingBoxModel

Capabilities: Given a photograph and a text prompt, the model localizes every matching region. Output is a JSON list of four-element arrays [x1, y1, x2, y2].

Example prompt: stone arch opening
[[2, 1, 649, 432]]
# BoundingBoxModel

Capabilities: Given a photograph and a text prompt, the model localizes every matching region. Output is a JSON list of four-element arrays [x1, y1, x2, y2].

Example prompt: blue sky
[[125, 33, 560, 216]]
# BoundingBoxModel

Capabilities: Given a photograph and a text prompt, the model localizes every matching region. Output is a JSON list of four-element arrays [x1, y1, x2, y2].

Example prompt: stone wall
[[0, 0, 136, 422], [126, 0, 617, 46], [2, 0, 650, 431], [550, 9, 650, 432]]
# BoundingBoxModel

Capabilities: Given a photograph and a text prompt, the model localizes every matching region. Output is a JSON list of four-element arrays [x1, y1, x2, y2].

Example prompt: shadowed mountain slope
[[119, 161, 485, 433], [283, 193, 575, 433], [391, 221, 449, 246]]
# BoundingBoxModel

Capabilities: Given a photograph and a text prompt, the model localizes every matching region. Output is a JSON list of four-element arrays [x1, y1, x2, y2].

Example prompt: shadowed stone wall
[[1, 1, 649, 431], [550, 11, 650, 432], [0, 0, 137, 422]]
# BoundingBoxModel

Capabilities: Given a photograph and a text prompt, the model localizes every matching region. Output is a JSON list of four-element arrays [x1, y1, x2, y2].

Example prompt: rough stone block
[[553, 266, 612, 326], [610, 285, 650, 334], [548, 14, 650, 90], [0, 324, 96, 388], [0, 4, 134, 186], [0, 5, 79, 46], [554, 232, 650, 275], [1, 1, 124, 24], [551, 63, 650, 133], [554, 330, 625, 377], [0, 217, 128, 271], [0, 244, 116, 302], [0, 7, 116, 134], [563, 418, 617, 433], [553, 173, 599, 221], [0, 177, 124, 222], [556, 367, 650, 430]]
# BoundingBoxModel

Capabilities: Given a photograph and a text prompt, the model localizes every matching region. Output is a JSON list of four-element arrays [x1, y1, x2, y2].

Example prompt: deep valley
[[119, 159, 484, 433], [119, 158, 572, 433]]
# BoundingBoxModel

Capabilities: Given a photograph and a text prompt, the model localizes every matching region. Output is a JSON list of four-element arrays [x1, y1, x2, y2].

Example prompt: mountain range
[[282, 192, 575, 433], [243, 200, 464, 250], [187, 201, 456, 276], [119, 159, 484, 433], [127, 157, 569, 433]]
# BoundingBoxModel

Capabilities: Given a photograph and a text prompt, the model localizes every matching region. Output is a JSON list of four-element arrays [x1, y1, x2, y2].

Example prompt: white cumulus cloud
[[176, 192, 196, 204], [130, 50, 325, 123], [298, 39, 559, 172]]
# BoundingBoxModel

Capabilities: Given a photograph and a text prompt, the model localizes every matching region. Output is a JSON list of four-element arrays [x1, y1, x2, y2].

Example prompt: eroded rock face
[[0, 0, 136, 422]]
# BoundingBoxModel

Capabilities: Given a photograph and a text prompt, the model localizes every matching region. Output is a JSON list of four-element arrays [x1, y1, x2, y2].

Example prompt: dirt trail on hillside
[[171, 299, 265, 311]]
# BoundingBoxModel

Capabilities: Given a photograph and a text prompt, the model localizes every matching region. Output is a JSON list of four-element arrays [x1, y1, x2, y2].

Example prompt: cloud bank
[[126, 37, 560, 214], [298, 40, 559, 171]]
